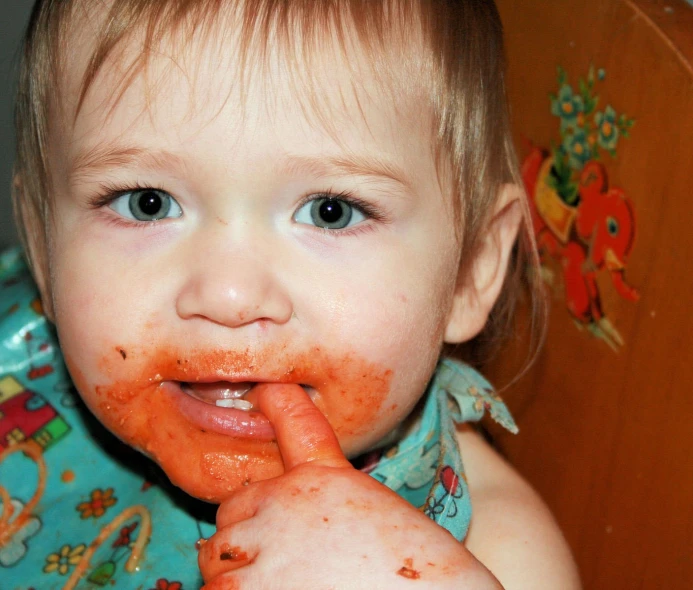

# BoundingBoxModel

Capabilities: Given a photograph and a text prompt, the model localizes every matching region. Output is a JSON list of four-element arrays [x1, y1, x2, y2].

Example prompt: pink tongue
[[182, 381, 254, 403]]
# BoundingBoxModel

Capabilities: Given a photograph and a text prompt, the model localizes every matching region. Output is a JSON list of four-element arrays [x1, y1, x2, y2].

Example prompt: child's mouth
[[164, 380, 318, 441], [179, 381, 315, 412]]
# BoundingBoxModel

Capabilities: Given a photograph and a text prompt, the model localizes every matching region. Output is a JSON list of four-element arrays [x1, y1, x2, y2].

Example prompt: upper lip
[[166, 371, 297, 385], [167, 367, 300, 383]]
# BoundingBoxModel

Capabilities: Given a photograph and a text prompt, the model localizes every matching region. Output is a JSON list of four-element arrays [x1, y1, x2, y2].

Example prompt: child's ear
[[444, 183, 524, 343], [14, 174, 55, 322]]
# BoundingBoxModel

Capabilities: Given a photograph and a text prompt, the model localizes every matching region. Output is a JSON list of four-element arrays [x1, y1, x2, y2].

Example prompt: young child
[[0, 0, 580, 588]]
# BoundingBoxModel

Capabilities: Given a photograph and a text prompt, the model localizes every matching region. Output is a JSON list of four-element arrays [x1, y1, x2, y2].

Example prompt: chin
[[150, 440, 286, 503]]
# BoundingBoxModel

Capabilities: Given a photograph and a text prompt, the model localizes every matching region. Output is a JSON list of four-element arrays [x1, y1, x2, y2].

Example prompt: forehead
[[58, 2, 435, 152]]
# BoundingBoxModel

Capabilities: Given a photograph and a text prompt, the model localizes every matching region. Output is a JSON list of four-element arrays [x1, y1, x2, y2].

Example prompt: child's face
[[39, 21, 475, 502]]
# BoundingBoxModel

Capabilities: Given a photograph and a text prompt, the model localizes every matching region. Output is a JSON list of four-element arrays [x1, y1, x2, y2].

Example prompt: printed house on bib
[[0, 375, 70, 451]]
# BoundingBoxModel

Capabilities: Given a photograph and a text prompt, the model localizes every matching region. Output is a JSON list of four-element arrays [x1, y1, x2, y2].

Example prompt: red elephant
[[522, 146, 638, 346]]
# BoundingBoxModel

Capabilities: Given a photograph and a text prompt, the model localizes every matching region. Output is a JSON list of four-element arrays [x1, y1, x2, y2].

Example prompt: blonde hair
[[13, 0, 544, 367]]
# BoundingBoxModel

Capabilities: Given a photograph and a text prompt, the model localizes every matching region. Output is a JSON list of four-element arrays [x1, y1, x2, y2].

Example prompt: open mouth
[[179, 381, 314, 411], [165, 379, 320, 441]]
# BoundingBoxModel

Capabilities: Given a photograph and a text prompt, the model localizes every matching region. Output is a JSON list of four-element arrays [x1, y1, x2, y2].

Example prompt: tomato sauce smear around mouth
[[66, 344, 395, 501]]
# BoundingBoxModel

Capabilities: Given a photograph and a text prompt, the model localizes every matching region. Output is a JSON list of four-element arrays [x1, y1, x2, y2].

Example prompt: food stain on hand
[[397, 557, 421, 580], [219, 544, 249, 562]]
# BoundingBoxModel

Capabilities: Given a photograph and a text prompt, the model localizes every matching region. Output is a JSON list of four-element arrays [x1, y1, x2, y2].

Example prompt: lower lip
[[162, 381, 276, 441]]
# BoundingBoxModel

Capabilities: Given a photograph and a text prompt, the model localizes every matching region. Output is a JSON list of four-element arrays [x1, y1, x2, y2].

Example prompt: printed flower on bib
[[43, 543, 85, 575], [113, 521, 138, 548], [151, 578, 183, 590], [76, 487, 117, 519]]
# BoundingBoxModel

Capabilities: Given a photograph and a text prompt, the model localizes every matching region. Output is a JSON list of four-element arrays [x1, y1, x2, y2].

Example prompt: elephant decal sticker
[[523, 66, 638, 349]]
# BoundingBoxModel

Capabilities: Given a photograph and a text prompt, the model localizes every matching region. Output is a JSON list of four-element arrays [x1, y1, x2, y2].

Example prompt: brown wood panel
[[486, 1, 693, 588]]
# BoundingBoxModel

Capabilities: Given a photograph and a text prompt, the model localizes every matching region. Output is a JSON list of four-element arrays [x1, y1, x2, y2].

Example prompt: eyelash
[[87, 181, 167, 210], [85, 182, 170, 230], [294, 189, 388, 235], [87, 183, 389, 233]]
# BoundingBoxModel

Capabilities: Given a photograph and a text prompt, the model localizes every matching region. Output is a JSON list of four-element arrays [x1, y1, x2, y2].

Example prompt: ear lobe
[[14, 174, 55, 322], [444, 183, 524, 344]]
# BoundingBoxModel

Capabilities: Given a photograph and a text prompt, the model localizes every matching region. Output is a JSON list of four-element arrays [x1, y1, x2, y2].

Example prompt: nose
[[175, 233, 294, 329]]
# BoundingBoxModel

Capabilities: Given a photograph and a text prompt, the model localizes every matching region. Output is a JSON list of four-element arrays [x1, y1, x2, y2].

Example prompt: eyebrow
[[70, 145, 189, 184], [69, 144, 413, 191], [278, 154, 413, 191]]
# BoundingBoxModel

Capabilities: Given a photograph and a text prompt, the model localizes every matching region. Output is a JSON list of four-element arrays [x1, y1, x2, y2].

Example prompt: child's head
[[13, 0, 532, 502]]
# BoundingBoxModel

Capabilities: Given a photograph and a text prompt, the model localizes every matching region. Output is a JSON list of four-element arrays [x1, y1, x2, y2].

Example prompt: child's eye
[[293, 196, 366, 230], [109, 189, 183, 222]]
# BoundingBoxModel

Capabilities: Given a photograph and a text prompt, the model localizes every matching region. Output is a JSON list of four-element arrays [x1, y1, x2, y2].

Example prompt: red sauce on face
[[67, 344, 393, 502]]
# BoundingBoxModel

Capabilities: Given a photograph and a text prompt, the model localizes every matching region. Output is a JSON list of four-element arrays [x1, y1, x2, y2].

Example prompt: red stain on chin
[[65, 345, 393, 503]]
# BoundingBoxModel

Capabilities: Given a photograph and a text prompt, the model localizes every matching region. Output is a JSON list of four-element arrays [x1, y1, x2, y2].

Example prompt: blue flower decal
[[562, 128, 592, 170], [551, 84, 584, 129], [595, 105, 620, 151]]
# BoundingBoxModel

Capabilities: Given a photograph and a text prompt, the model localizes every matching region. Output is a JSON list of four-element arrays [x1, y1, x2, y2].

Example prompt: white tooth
[[220, 385, 253, 399], [215, 399, 236, 408], [215, 398, 254, 410], [218, 388, 236, 400], [233, 399, 254, 411]]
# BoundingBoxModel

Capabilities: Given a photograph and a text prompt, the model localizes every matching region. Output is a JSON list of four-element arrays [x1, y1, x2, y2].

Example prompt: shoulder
[[456, 424, 582, 590]]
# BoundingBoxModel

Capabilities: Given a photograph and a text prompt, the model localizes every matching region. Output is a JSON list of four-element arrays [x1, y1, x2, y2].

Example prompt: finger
[[255, 383, 350, 470], [201, 564, 255, 590], [198, 526, 257, 583], [201, 572, 243, 590], [216, 481, 267, 528]]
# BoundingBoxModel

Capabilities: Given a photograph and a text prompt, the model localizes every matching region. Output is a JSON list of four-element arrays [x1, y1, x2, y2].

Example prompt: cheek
[[316, 267, 456, 451], [306, 355, 395, 455], [66, 352, 284, 501]]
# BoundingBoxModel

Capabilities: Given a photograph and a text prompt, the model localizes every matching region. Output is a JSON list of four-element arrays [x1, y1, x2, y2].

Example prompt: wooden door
[[485, 1, 693, 588]]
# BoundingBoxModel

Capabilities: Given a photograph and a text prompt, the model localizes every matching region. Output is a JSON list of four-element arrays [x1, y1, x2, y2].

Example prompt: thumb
[[254, 383, 350, 470]]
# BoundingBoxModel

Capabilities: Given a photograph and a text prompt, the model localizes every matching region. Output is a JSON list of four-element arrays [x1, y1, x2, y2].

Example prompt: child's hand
[[198, 384, 502, 589]]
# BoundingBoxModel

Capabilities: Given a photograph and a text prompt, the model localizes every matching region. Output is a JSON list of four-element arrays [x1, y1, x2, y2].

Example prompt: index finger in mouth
[[254, 383, 351, 471]]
